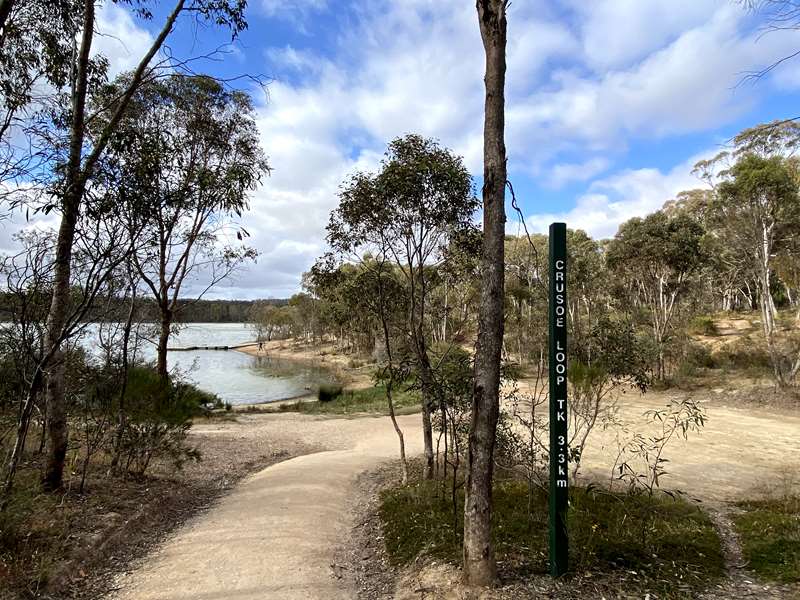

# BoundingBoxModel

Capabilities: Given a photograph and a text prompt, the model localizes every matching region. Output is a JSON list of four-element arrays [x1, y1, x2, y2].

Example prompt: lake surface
[[69, 322, 335, 405]]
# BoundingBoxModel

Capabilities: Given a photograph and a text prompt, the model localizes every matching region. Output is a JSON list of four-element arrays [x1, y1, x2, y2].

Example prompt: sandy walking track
[[111, 392, 799, 600], [111, 413, 423, 600]]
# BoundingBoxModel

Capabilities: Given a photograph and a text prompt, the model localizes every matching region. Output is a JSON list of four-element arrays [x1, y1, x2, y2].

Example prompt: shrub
[[689, 316, 719, 336], [115, 367, 205, 476], [379, 471, 724, 595], [714, 337, 772, 373], [318, 384, 343, 402]]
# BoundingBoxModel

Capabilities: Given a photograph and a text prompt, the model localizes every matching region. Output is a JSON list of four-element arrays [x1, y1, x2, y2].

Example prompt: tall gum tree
[[327, 134, 477, 480], [463, 0, 507, 587], [606, 211, 706, 382], [694, 122, 800, 385], [715, 155, 800, 384], [102, 74, 267, 380], [38, 0, 249, 491]]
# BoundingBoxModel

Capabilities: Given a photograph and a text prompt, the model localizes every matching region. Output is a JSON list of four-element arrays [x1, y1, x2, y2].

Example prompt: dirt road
[[109, 389, 798, 600]]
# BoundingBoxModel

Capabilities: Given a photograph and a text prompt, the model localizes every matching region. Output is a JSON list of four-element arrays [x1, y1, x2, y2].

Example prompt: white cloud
[[9, 0, 800, 298], [570, 0, 720, 71], [546, 157, 611, 188], [524, 153, 710, 240], [509, 5, 800, 153], [262, 0, 327, 14], [93, 3, 155, 77], [261, 0, 328, 27]]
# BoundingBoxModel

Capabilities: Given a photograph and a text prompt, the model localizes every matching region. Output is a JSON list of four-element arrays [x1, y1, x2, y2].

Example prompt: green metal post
[[549, 222, 569, 577]]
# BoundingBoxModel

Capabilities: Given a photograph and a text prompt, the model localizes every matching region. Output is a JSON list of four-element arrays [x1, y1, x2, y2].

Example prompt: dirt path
[[107, 387, 799, 600], [109, 413, 422, 600], [576, 389, 800, 501]]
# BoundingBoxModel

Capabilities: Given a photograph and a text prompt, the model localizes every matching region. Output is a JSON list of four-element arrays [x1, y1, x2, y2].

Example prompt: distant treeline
[[0, 294, 288, 323]]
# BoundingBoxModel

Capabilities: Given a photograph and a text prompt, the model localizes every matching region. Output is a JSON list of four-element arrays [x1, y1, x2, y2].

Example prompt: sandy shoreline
[[236, 338, 375, 390]]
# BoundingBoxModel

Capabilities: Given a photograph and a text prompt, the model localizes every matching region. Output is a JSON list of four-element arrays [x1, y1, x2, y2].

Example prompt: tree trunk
[[42, 0, 94, 491], [110, 285, 136, 470], [0, 0, 15, 46], [417, 355, 436, 479], [377, 273, 408, 485], [157, 309, 172, 381], [463, 0, 507, 588]]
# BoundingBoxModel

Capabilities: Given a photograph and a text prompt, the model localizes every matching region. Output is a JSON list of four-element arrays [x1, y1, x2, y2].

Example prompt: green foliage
[[673, 342, 716, 383], [713, 338, 773, 374], [607, 211, 707, 278], [734, 495, 800, 583], [317, 384, 343, 402], [615, 398, 707, 495], [114, 367, 207, 476], [379, 472, 724, 595], [327, 134, 477, 255], [124, 367, 217, 424]]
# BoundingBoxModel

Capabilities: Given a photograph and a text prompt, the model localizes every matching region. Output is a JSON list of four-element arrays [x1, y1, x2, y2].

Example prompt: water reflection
[[67, 322, 335, 405]]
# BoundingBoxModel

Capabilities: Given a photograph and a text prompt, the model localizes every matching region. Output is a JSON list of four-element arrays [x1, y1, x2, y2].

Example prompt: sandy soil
[[572, 388, 800, 502], [108, 413, 423, 600]]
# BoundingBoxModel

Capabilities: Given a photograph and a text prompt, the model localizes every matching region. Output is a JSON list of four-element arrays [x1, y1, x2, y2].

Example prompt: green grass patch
[[278, 384, 420, 415], [380, 473, 724, 597], [734, 495, 800, 583]]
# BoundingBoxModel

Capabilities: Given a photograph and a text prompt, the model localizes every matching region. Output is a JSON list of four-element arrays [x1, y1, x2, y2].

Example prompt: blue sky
[[5, 0, 800, 299]]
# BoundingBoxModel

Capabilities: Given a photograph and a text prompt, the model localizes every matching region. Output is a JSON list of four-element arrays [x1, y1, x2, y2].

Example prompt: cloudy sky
[[4, 0, 800, 299]]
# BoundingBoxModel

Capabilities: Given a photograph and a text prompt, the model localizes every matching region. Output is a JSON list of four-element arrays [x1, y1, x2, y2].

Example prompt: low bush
[[713, 337, 773, 373], [380, 469, 724, 597], [318, 384, 344, 402], [113, 367, 206, 476]]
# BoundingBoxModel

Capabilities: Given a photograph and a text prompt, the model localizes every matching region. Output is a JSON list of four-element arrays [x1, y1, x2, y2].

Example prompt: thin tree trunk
[[418, 356, 436, 479], [110, 283, 136, 470], [376, 270, 408, 485], [157, 309, 172, 381], [42, 0, 94, 491], [463, 0, 507, 588], [0, 0, 15, 47]]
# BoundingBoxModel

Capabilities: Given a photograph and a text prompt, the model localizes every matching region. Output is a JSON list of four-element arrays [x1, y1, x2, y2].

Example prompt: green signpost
[[548, 222, 569, 577]]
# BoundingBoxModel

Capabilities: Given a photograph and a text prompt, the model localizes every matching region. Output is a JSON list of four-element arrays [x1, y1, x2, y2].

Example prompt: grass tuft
[[734, 495, 800, 583]]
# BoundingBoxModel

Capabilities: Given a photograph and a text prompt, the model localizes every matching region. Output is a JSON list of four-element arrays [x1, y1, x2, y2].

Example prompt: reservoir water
[[90, 322, 336, 405]]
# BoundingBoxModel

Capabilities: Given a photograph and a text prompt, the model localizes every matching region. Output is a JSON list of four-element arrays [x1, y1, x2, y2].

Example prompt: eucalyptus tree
[[0, 0, 79, 200], [663, 189, 754, 312], [463, 0, 508, 587], [29, 0, 251, 491], [104, 74, 267, 380], [712, 155, 800, 384], [606, 211, 706, 382], [2, 201, 134, 504], [504, 233, 548, 365], [327, 134, 478, 480]]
